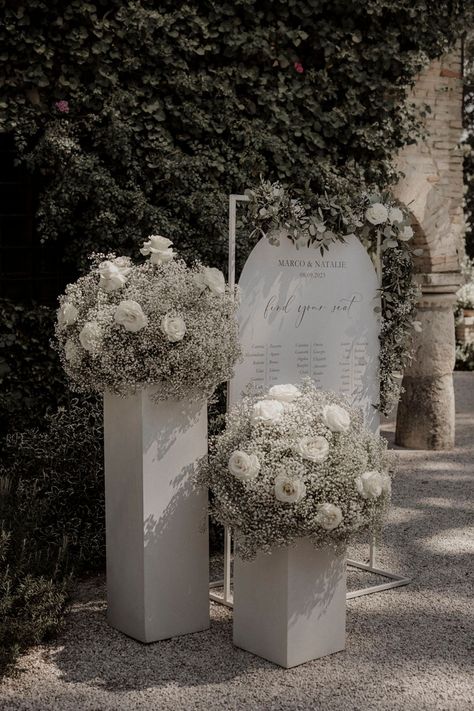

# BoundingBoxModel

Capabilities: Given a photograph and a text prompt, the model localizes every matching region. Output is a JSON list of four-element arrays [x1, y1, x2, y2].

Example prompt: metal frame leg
[[209, 532, 410, 607]]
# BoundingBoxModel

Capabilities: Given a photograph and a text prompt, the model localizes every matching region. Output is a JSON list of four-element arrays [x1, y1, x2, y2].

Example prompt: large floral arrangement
[[245, 180, 420, 414], [54, 236, 241, 401], [199, 380, 392, 559]]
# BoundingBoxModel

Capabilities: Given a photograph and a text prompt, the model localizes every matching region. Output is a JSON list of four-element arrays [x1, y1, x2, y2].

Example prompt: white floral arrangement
[[198, 380, 392, 559], [54, 235, 241, 401], [456, 281, 474, 310]]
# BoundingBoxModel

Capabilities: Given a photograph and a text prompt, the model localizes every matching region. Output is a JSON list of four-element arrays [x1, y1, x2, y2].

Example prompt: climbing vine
[[0, 1, 472, 271]]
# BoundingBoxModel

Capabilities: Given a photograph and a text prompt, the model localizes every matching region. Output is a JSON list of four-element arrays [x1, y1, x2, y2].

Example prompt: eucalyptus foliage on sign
[[245, 180, 420, 414]]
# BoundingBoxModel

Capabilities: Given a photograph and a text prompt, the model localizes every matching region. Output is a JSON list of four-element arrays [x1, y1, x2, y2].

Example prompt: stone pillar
[[396, 273, 461, 450]]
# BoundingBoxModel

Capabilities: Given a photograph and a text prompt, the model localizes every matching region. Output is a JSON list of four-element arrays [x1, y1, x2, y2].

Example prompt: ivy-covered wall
[[1, 0, 472, 272]]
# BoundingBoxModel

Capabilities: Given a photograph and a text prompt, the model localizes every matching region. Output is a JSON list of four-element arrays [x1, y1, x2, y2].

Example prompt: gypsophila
[[54, 240, 241, 401], [198, 380, 393, 559]]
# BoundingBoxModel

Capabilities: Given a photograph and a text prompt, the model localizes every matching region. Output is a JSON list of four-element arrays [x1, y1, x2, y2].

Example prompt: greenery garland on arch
[[244, 180, 420, 415]]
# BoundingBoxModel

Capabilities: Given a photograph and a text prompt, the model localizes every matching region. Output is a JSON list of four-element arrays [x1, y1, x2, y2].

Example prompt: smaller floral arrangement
[[54, 236, 241, 401], [198, 380, 392, 559]]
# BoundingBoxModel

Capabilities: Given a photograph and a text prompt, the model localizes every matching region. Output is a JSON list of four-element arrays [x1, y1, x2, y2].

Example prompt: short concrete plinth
[[233, 539, 346, 668]]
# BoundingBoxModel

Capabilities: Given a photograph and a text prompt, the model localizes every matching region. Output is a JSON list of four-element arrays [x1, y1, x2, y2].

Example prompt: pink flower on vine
[[294, 62, 304, 74], [55, 100, 70, 113]]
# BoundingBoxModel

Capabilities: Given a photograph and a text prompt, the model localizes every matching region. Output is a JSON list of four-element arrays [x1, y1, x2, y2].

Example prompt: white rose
[[64, 338, 81, 364], [322, 404, 351, 433], [295, 435, 330, 463], [228, 451, 260, 482], [316, 503, 343, 530], [195, 267, 226, 295], [114, 300, 148, 332], [274, 474, 306, 504], [79, 321, 102, 354], [388, 207, 404, 224], [161, 314, 186, 342], [366, 202, 389, 225], [268, 384, 302, 403], [399, 225, 414, 241], [140, 235, 174, 265], [355, 470, 384, 499], [252, 399, 285, 424], [98, 260, 130, 292], [57, 302, 78, 327]]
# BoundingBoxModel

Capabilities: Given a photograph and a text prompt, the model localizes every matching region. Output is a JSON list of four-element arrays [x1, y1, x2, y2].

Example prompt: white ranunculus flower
[[57, 302, 79, 327], [228, 451, 260, 482], [140, 235, 174, 265], [322, 404, 351, 433], [316, 503, 343, 530], [399, 225, 414, 241], [161, 314, 186, 342], [274, 474, 306, 504], [114, 300, 148, 332], [268, 383, 302, 403], [252, 399, 285, 424], [64, 338, 81, 364], [388, 207, 404, 224], [355, 470, 384, 499], [366, 202, 389, 225], [295, 435, 330, 463], [98, 259, 130, 292], [79, 321, 102, 354], [195, 267, 226, 295]]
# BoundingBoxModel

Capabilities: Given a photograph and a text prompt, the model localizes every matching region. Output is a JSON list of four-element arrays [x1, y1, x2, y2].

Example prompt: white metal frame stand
[[209, 194, 411, 607]]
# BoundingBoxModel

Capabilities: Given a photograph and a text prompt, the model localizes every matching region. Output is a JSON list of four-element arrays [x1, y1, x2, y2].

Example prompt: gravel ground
[[1, 373, 473, 711]]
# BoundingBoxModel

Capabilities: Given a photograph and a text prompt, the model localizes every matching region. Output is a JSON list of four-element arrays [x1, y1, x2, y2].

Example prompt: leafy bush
[[456, 342, 474, 370], [0, 396, 104, 675], [0, 299, 68, 436], [0, 1, 472, 271]]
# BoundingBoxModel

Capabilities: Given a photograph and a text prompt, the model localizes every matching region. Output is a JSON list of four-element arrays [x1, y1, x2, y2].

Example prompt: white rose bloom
[[140, 235, 174, 265], [195, 267, 226, 295], [161, 314, 186, 342], [355, 470, 384, 499], [252, 399, 285, 424], [399, 225, 414, 241], [322, 404, 351, 433], [316, 503, 343, 530], [388, 207, 404, 224], [57, 302, 79, 327], [274, 474, 306, 504], [365, 202, 389, 225], [228, 451, 260, 482], [295, 435, 330, 463], [114, 300, 148, 332], [268, 383, 302, 403], [79, 321, 102, 354], [64, 338, 81, 364], [98, 259, 130, 292]]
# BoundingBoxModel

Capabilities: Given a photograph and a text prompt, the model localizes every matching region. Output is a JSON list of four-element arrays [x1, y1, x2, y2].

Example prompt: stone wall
[[394, 45, 464, 449]]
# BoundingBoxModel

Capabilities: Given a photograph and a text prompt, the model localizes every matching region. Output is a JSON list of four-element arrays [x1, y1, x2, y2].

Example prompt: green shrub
[[0, 396, 104, 675], [0, 299, 68, 436], [456, 342, 474, 370]]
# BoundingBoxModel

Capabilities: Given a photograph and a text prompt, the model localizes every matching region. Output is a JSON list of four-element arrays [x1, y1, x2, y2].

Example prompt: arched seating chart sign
[[229, 233, 380, 433], [208, 194, 411, 608]]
